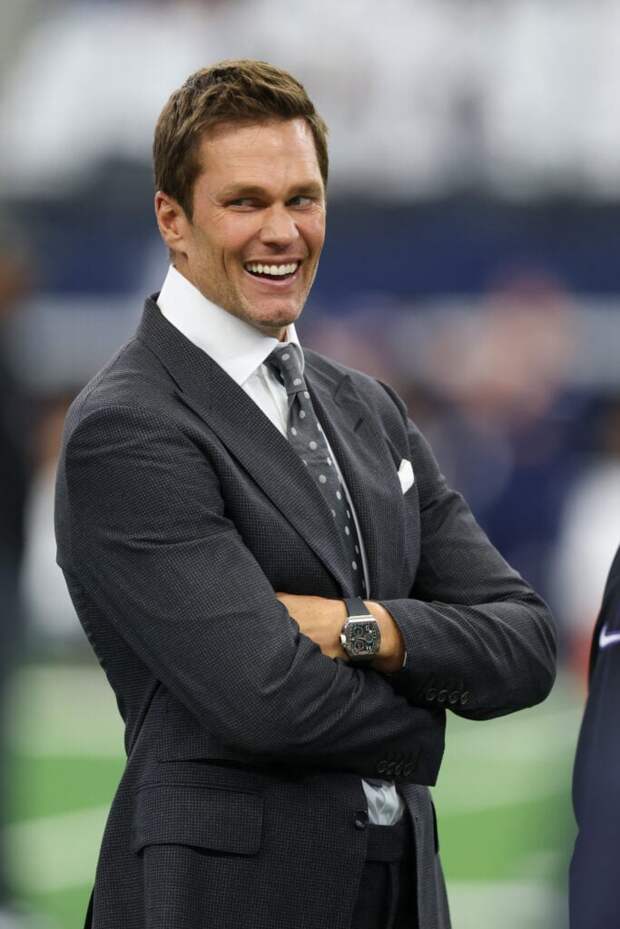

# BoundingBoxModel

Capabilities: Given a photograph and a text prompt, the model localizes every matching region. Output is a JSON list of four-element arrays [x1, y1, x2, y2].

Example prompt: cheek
[[220, 215, 261, 255], [303, 213, 326, 251], [187, 227, 215, 261]]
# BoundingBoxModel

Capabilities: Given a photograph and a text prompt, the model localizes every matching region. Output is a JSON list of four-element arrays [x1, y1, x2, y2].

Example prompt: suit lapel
[[304, 356, 405, 599], [136, 299, 352, 592]]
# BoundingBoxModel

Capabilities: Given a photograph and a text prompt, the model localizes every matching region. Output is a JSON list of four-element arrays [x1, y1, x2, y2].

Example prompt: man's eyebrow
[[219, 184, 266, 199], [218, 182, 324, 199], [290, 182, 324, 198]]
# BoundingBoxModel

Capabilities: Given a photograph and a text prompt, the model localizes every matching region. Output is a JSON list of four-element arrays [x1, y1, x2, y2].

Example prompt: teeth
[[245, 261, 299, 277]]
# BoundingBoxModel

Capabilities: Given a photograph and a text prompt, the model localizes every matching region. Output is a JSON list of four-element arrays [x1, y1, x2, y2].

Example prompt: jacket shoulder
[[304, 347, 409, 428], [65, 333, 178, 439]]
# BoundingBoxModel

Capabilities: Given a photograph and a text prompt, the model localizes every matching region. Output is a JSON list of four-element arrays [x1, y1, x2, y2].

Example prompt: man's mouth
[[244, 260, 301, 282]]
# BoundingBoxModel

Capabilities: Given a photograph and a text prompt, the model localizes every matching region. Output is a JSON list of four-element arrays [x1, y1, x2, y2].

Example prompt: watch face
[[348, 620, 380, 656]]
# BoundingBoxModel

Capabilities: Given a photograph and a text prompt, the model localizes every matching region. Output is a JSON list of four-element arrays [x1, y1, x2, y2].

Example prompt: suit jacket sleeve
[[61, 403, 444, 782], [376, 382, 557, 721]]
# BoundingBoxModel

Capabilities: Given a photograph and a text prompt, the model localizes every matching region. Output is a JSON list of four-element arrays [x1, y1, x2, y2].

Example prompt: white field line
[[4, 666, 577, 898], [10, 726, 124, 759], [433, 776, 566, 814], [445, 706, 583, 762], [8, 665, 584, 761], [447, 880, 566, 929], [6, 804, 570, 908], [435, 704, 579, 812], [6, 805, 109, 895], [8, 665, 124, 758]]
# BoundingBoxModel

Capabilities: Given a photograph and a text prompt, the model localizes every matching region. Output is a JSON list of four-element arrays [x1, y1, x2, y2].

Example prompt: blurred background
[[1, 0, 619, 926]]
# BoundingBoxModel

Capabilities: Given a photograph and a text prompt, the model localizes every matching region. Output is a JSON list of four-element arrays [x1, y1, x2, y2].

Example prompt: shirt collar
[[157, 264, 302, 386]]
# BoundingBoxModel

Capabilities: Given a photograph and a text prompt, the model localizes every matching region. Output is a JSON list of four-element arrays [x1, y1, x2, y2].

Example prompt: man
[[55, 60, 556, 929], [570, 544, 620, 927]]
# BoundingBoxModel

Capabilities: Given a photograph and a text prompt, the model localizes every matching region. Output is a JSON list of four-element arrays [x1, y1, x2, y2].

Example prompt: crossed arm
[[275, 593, 406, 672], [280, 402, 557, 719], [63, 398, 555, 759]]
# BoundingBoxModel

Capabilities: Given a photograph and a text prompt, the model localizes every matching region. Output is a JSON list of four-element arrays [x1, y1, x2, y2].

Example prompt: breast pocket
[[132, 783, 263, 856], [383, 440, 421, 586]]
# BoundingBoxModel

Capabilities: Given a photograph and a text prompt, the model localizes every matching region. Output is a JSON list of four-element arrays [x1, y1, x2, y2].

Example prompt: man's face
[[160, 118, 326, 339]]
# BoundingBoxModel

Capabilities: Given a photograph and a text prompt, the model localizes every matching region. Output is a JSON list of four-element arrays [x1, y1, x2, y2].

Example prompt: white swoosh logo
[[599, 624, 620, 649]]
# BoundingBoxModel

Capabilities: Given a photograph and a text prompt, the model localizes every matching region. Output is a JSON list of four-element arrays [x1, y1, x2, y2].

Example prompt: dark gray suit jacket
[[54, 297, 556, 929]]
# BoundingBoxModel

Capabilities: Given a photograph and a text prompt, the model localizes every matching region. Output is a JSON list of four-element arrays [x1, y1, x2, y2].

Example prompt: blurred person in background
[[54, 60, 556, 929], [552, 398, 620, 678], [391, 270, 579, 617], [21, 391, 85, 650], [570, 544, 620, 927], [0, 232, 35, 926]]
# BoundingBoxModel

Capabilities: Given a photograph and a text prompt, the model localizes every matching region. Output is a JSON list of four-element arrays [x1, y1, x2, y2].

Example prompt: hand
[[276, 593, 348, 660]]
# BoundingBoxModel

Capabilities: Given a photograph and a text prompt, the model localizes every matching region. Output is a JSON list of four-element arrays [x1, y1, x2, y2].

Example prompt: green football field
[[5, 660, 581, 928]]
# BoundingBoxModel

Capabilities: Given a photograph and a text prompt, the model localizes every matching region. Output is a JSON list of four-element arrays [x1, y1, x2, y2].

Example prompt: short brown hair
[[153, 59, 329, 220]]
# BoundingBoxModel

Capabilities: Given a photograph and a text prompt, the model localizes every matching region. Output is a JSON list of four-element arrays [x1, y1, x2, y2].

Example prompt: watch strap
[[344, 596, 371, 618]]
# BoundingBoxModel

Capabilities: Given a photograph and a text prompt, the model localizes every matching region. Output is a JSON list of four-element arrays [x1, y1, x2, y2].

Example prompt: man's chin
[[256, 315, 299, 339], [242, 302, 303, 336]]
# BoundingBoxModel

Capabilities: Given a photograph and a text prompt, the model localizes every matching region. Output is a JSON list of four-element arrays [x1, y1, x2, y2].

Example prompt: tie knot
[[266, 344, 306, 393]]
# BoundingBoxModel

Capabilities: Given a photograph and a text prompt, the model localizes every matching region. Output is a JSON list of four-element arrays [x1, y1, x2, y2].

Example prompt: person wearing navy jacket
[[571, 545, 620, 927]]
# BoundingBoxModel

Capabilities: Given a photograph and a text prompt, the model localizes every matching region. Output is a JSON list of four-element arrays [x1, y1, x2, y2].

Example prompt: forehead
[[195, 118, 323, 191]]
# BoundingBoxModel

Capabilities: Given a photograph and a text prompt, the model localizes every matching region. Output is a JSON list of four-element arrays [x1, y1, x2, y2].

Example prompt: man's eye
[[229, 198, 259, 209], [289, 196, 313, 208]]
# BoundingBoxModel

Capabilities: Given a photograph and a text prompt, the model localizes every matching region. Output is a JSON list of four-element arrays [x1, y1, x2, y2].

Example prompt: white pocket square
[[397, 458, 415, 494]]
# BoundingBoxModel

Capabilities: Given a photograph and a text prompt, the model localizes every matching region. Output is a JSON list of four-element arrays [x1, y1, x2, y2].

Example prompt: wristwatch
[[340, 597, 381, 664]]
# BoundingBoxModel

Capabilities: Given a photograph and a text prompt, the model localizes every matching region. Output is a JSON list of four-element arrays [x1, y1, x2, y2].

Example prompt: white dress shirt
[[158, 265, 404, 825]]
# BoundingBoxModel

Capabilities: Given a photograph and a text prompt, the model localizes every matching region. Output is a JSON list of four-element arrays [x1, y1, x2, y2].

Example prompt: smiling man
[[54, 60, 556, 929]]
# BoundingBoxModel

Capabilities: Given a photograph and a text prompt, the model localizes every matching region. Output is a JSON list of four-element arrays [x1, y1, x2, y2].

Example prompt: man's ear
[[154, 191, 189, 255]]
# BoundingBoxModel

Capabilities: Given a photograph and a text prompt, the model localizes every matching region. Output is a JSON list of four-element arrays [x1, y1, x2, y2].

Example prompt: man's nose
[[259, 204, 299, 247]]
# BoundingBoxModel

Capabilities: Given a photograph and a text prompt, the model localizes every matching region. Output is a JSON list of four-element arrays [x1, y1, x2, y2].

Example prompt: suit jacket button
[[460, 691, 470, 706], [437, 689, 448, 704], [354, 811, 369, 830], [448, 690, 459, 705], [377, 760, 388, 775], [425, 688, 437, 701], [403, 762, 414, 775]]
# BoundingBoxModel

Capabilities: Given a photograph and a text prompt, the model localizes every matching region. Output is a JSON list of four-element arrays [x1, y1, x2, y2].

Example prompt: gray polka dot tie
[[267, 344, 365, 596]]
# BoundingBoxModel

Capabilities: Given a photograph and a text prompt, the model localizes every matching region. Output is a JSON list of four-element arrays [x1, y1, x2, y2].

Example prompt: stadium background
[[2, 1, 619, 926]]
